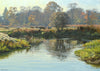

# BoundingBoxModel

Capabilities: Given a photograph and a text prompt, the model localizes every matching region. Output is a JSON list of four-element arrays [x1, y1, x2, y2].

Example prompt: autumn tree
[[7, 7, 17, 26], [90, 10, 97, 24], [28, 15, 36, 26], [44, 1, 63, 26], [44, 1, 62, 13], [50, 12, 70, 31], [67, 8, 84, 24]]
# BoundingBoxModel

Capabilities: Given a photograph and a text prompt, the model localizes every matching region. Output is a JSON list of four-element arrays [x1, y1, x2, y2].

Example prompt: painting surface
[[0, 0, 100, 71]]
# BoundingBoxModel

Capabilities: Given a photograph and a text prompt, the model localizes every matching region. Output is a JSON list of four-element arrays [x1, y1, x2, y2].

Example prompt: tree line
[[0, 1, 100, 27]]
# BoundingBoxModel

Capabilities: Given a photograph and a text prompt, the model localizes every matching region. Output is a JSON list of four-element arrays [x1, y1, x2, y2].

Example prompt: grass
[[75, 40, 100, 64], [0, 32, 30, 53], [0, 39, 30, 53], [0, 27, 15, 31], [8, 28, 56, 39]]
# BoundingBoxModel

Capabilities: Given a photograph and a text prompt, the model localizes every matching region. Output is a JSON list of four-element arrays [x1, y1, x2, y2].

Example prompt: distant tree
[[44, 1, 63, 13], [67, 8, 84, 24], [90, 9, 98, 24], [17, 6, 28, 25], [28, 15, 36, 26], [50, 12, 70, 31], [7, 7, 17, 26], [32, 6, 42, 12], [3, 7, 9, 25], [68, 3, 77, 24], [31, 7, 42, 26], [44, 1, 63, 26], [3, 7, 8, 20], [86, 10, 97, 25]]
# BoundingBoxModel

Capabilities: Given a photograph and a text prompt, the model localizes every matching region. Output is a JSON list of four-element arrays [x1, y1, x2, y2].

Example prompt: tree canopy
[[50, 12, 70, 31]]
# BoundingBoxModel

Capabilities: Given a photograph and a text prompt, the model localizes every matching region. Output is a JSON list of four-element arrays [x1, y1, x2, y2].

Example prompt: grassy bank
[[0, 39, 30, 53], [75, 40, 100, 64], [0, 33, 30, 53]]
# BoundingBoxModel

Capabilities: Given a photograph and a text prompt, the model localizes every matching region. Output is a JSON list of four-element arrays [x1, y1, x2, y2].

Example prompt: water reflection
[[46, 39, 78, 61], [55, 39, 66, 52], [0, 52, 12, 60], [0, 49, 26, 60]]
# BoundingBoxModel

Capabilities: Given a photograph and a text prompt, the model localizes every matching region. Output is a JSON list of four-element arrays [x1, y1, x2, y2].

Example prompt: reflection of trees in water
[[47, 39, 76, 61], [54, 39, 67, 61], [55, 39, 77, 52], [55, 39, 66, 52], [48, 39, 87, 61], [0, 52, 12, 60]]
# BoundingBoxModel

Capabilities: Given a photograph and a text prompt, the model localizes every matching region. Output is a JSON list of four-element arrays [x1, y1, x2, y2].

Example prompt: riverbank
[[7, 27, 100, 40], [0, 38, 100, 71], [0, 33, 30, 53], [75, 40, 100, 65]]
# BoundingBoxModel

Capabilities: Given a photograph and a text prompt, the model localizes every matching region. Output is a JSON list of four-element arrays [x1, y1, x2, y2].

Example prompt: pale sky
[[0, 0, 100, 15]]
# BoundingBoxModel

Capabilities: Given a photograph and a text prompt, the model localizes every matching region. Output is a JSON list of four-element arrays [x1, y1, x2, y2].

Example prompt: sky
[[0, 0, 100, 15]]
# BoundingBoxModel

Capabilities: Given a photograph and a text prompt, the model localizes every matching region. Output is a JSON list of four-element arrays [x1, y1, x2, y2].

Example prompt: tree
[[3, 7, 9, 25], [44, 1, 62, 13], [28, 15, 36, 26], [67, 8, 84, 24], [68, 3, 77, 24], [3, 7, 8, 20], [50, 12, 70, 31], [32, 6, 42, 12], [44, 1, 63, 26], [7, 7, 17, 26], [90, 9, 98, 24]]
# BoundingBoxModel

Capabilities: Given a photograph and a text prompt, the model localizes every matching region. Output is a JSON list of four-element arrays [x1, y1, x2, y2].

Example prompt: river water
[[0, 38, 100, 71]]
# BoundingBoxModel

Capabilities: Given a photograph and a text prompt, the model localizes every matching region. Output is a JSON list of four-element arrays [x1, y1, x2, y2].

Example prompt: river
[[0, 38, 100, 71]]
